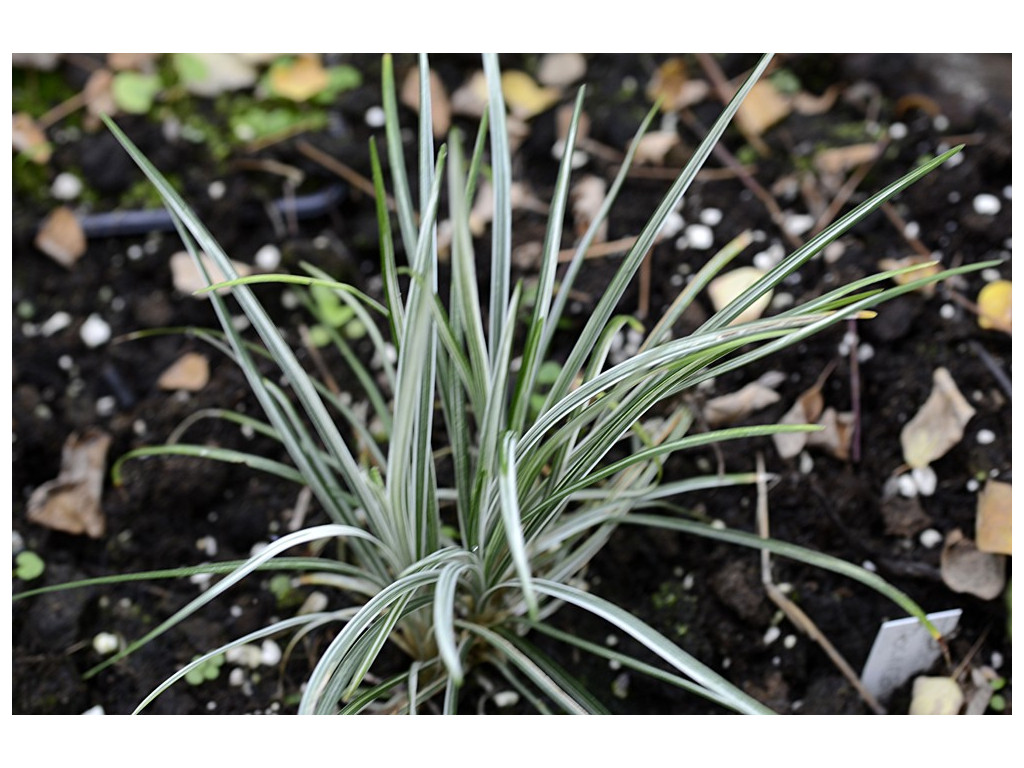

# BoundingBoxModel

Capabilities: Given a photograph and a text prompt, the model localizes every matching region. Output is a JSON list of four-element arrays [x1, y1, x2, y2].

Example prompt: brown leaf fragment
[[877, 254, 941, 298], [269, 54, 328, 102], [975, 480, 1011, 555], [170, 251, 252, 296], [940, 528, 1006, 600], [83, 69, 117, 125], [570, 175, 607, 242], [814, 143, 880, 176], [158, 352, 210, 392], [12, 112, 52, 163], [450, 70, 488, 117], [34, 206, 86, 268], [634, 131, 682, 166], [772, 366, 832, 459], [400, 67, 452, 138], [27, 429, 111, 538], [791, 84, 841, 115], [900, 367, 976, 469], [880, 493, 933, 538]]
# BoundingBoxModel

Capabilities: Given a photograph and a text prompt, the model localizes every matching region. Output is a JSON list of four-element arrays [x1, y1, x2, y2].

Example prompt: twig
[[969, 341, 1013, 400], [296, 139, 395, 210], [695, 53, 771, 157], [557, 235, 638, 263], [846, 318, 862, 463], [755, 453, 886, 714], [811, 139, 889, 236]]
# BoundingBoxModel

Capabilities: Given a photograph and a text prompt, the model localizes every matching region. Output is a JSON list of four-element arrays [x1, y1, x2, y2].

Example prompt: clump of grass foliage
[[18, 53, 991, 714]]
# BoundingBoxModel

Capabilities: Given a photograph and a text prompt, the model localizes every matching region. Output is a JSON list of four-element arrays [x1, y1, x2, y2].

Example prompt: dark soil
[[11, 53, 1012, 715]]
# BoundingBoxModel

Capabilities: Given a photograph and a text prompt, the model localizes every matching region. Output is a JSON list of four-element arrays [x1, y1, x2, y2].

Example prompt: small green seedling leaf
[[112, 72, 163, 114], [184, 653, 225, 686], [15, 550, 45, 581]]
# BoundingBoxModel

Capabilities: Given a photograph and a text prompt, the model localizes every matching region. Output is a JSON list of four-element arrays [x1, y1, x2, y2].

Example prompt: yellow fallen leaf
[[27, 429, 111, 538], [646, 57, 708, 112], [269, 54, 328, 102], [976, 480, 1011, 555], [735, 80, 791, 137], [707, 266, 772, 325], [501, 70, 560, 119], [34, 206, 86, 268], [977, 280, 1011, 333], [909, 676, 964, 715], [900, 367, 976, 469], [158, 352, 210, 392], [12, 112, 52, 163], [940, 528, 1006, 600], [878, 255, 941, 297]]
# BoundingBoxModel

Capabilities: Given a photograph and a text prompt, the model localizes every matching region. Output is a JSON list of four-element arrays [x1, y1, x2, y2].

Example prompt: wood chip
[[900, 367, 976, 469], [158, 352, 210, 391], [975, 480, 1011, 555], [27, 429, 111, 538], [34, 206, 86, 268]]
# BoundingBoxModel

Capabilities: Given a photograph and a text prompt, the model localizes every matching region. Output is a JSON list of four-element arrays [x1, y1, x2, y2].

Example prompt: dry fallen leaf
[[735, 80, 791, 137], [83, 69, 118, 125], [707, 266, 772, 326], [171, 251, 253, 296], [570, 175, 607, 242], [878, 255, 942, 298], [107, 53, 160, 71], [34, 206, 86, 268], [806, 407, 856, 461], [12, 112, 52, 163], [702, 371, 785, 427], [772, 365, 831, 459], [401, 66, 452, 138], [158, 352, 210, 392], [900, 367, 976, 469], [940, 528, 1006, 600], [537, 53, 587, 87], [501, 70, 560, 119], [791, 85, 841, 115], [634, 131, 682, 166], [269, 54, 329, 102], [908, 676, 964, 715], [976, 479, 1011, 555], [646, 57, 709, 112], [814, 143, 880, 176], [176, 53, 259, 97], [27, 429, 111, 538], [450, 70, 489, 117], [976, 279, 1011, 333]]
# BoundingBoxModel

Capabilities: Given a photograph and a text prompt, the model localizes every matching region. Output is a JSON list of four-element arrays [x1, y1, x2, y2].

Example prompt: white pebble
[[51, 172, 83, 200], [81, 705, 106, 716], [92, 632, 120, 655], [799, 452, 814, 475], [763, 626, 781, 645], [861, 560, 877, 572], [888, 122, 908, 140], [919, 529, 944, 549], [912, 465, 938, 496], [493, 691, 520, 708], [208, 180, 226, 200], [966, 478, 980, 492], [897, 473, 919, 497], [903, 221, 920, 239], [939, 303, 956, 320], [196, 535, 218, 557], [971, 193, 1000, 216], [260, 639, 282, 666], [228, 667, 247, 687], [991, 651, 1004, 670], [699, 208, 723, 226], [364, 105, 386, 128], [41, 311, 73, 337], [753, 243, 784, 271], [783, 213, 815, 236], [95, 396, 117, 417], [226, 644, 263, 669], [1002, 186, 1011, 200], [857, 343, 875, 363], [976, 429, 996, 445], [254, 244, 281, 271], [80, 314, 111, 347], [783, 634, 798, 650], [127, 244, 144, 261], [933, 115, 950, 131], [661, 211, 685, 240], [981, 268, 1003, 283], [684, 223, 714, 250]]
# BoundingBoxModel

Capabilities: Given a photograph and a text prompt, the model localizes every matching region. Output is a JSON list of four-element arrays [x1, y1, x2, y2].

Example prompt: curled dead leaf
[[269, 54, 328, 102], [646, 57, 709, 112], [900, 367, 976, 469], [772, 365, 832, 459], [158, 352, 210, 392], [975, 480, 1011, 555], [735, 80, 791, 137], [940, 528, 1006, 600], [401, 66, 452, 138], [34, 206, 86, 268], [83, 69, 118, 125], [27, 429, 111, 538], [634, 131, 682, 166], [791, 84, 841, 115], [702, 371, 784, 427], [805, 407, 855, 461], [814, 143, 880, 176]]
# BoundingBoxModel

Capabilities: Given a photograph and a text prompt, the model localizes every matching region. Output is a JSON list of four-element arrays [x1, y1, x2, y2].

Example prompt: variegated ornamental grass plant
[[17, 53, 995, 714]]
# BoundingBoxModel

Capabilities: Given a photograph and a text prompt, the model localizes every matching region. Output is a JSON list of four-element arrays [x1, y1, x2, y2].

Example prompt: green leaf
[[14, 551, 45, 581], [111, 72, 162, 114]]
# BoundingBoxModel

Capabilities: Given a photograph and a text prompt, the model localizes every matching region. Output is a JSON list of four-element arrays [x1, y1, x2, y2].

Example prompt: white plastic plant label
[[860, 609, 962, 703]]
